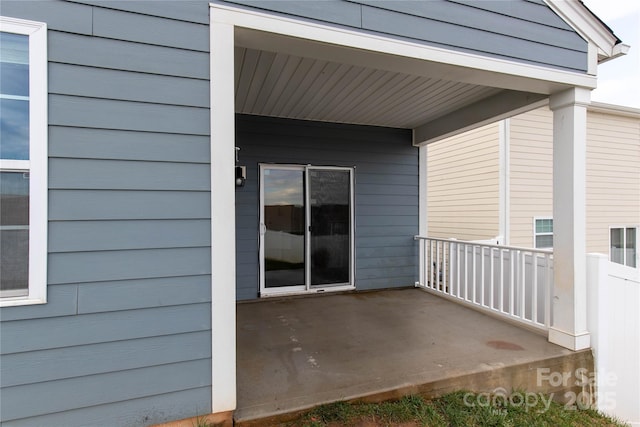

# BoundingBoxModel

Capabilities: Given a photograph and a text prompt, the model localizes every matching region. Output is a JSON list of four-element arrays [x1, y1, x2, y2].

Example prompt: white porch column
[[210, 16, 237, 412], [498, 119, 510, 245], [418, 144, 428, 286], [548, 87, 591, 351]]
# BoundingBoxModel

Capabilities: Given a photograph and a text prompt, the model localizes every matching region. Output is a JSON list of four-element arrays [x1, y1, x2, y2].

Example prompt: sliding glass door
[[260, 165, 353, 296]]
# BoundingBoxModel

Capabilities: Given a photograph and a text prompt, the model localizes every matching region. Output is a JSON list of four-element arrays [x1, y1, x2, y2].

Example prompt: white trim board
[[209, 17, 237, 413]]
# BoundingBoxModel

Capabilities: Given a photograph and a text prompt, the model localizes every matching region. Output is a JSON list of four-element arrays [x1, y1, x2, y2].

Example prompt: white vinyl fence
[[587, 254, 640, 426], [415, 236, 553, 332]]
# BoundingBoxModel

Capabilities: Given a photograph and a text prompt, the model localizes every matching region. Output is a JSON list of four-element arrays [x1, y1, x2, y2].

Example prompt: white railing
[[415, 236, 554, 332]]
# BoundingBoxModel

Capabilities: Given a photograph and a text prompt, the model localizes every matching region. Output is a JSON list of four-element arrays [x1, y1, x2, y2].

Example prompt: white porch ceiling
[[228, 15, 594, 144], [235, 47, 503, 130]]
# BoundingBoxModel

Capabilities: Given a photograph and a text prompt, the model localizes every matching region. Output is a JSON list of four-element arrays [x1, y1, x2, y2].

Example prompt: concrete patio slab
[[236, 288, 590, 424]]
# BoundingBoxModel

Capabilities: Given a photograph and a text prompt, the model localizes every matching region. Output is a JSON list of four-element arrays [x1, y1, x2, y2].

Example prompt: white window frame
[[533, 216, 553, 249], [609, 225, 639, 269], [0, 16, 48, 306]]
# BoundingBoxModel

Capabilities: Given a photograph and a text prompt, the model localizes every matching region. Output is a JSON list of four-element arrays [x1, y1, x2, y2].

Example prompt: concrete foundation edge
[[235, 349, 594, 426]]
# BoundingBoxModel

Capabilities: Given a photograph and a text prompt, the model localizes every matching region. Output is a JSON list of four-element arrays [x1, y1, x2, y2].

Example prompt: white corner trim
[[210, 2, 597, 90], [418, 145, 428, 286], [418, 145, 428, 239], [498, 119, 510, 245], [209, 14, 237, 413], [587, 42, 598, 76]]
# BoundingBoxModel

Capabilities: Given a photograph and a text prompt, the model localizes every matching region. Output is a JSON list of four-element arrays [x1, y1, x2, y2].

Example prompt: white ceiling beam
[[413, 90, 548, 146]]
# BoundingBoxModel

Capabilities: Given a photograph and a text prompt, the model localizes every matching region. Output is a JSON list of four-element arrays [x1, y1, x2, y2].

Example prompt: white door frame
[[259, 163, 355, 297]]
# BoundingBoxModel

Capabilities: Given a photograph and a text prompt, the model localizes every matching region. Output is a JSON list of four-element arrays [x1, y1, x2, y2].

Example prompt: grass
[[287, 391, 628, 427]]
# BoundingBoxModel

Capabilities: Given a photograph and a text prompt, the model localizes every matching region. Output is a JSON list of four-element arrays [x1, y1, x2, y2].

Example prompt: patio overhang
[[209, 1, 607, 415], [225, 4, 599, 145]]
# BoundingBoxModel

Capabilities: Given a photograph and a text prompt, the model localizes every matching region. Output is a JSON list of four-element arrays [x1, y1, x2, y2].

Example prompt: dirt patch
[[486, 340, 524, 350]]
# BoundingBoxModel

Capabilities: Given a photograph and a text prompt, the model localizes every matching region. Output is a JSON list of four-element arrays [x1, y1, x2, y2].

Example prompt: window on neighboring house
[[534, 217, 553, 249], [610, 227, 638, 268], [0, 17, 47, 306]]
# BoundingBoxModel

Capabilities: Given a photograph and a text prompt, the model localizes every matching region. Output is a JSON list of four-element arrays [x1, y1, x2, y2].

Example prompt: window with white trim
[[0, 17, 47, 306], [610, 226, 638, 268], [534, 217, 553, 249]]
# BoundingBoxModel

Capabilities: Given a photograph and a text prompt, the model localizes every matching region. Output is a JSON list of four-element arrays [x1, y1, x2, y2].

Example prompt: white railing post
[[544, 253, 552, 328], [499, 248, 504, 312], [532, 253, 536, 321], [480, 246, 485, 307], [463, 243, 468, 301], [520, 250, 526, 320], [509, 249, 515, 316], [489, 247, 494, 310]]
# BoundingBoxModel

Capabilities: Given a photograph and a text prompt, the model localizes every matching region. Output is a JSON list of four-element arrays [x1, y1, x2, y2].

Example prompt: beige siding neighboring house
[[427, 103, 640, 265], [586, 105, 640, 257], [427, 122, 500, 241], [509, 107, 554, 248]]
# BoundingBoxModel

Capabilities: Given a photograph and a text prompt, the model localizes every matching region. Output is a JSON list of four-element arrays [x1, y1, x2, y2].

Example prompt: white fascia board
[[544, 0, 622, 64], [210, 3, 596, 92]]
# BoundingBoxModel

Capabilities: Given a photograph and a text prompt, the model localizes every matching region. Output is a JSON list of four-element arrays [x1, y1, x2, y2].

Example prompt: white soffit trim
[[544, 0, 628, 63], [210, 3, 597, 92]]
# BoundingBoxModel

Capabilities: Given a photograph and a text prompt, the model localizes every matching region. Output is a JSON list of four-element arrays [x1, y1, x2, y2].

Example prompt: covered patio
[[208, 1, 625, 419], [235, 288, 592, 424]]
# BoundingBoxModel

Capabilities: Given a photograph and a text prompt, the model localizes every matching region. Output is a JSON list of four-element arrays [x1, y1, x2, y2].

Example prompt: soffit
[[235, 46, 502, 129]]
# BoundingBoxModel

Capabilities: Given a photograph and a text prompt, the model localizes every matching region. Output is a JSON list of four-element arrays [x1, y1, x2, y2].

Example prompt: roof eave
[[598, 43, 631, 64], [544, 0, 627, 65]]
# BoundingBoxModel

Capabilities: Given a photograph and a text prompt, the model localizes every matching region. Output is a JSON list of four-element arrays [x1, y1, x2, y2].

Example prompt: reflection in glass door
[[308, 168, 351, 287], [260, 165, 353, 296], [262, 167, 306, 290]]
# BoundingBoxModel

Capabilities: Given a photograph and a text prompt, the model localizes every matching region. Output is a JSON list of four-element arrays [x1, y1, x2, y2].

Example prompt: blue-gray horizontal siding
[[235, 115, 418, 300], [0, 388, 211, 427], [0, 1, 213, 426], [220, 0, 588, 72]]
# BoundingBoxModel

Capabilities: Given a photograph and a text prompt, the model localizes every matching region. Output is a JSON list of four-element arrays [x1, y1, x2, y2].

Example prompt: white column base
[[548, 327, 591, 351]]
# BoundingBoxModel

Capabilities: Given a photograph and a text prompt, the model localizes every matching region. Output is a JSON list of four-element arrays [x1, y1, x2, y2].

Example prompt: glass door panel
[[263, 168, 305, 289], [308, 168, 351, 286]]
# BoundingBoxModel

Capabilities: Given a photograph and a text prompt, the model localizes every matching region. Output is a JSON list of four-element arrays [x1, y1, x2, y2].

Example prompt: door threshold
[[260, 285, 355, 298]]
